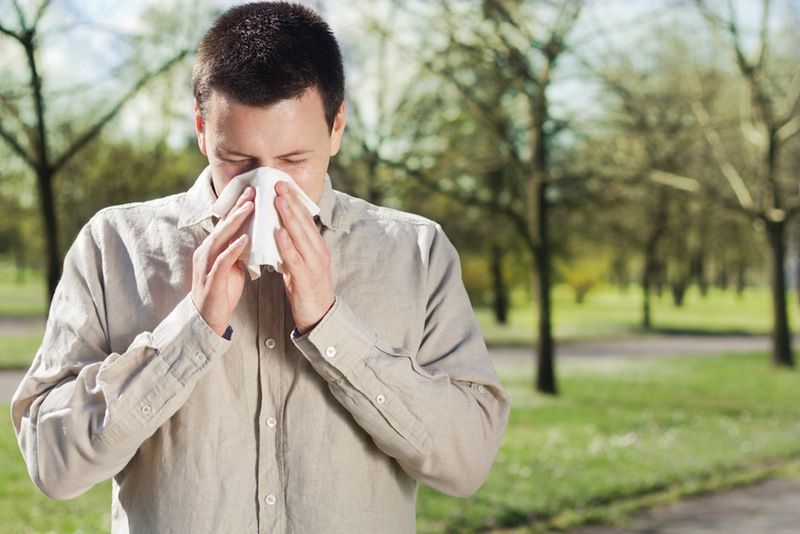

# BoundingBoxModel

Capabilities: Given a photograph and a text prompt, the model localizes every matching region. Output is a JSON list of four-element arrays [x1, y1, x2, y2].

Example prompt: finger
[[209, 201, 254, 257], [275, 182, 322, 245], [227, 186, 255, 218], [208, 234, 249, 278], [276, 226, 309, 280], [276, 192, 324, 262]]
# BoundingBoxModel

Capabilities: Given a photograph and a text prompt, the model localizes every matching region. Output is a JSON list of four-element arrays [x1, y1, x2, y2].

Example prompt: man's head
[[193, 2, 346, 203]]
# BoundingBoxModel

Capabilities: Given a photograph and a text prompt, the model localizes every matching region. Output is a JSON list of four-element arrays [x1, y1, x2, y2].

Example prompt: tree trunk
[[796, 230, 800, 307], [736, 261, 746, 298], [642, 257, 653, 329], [36, 167, 61, 303], [765, 220, 794, 367], [671, 282, 687, 307], [691, 251, 709, 297], [534, 203, 556, 394], [491, 243, 508, 324]]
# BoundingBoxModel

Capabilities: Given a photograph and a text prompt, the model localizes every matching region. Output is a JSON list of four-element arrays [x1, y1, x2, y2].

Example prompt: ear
[[194, 100, 208, 156], [329, 100, 347, 157]]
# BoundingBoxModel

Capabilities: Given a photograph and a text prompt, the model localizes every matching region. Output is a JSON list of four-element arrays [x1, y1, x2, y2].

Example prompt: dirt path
[[568, 477, 800, 533], [489, 333, 792, 368]]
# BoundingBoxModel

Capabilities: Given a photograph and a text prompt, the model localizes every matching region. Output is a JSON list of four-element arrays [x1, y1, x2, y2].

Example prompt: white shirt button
[[266, 417, 277, 428], [325, 346, 337, 358], [140, 404, 152, 415], [376, 394, 386, 404], [265, 338, 276, 349], [265, 494, 276, 505], [266, 265, 275, 273]]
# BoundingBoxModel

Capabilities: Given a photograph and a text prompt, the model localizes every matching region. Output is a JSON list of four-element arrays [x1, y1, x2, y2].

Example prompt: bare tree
[[366, 1, 585, 394], [690, 0, 800, 366], [0, 0, 192, 302]]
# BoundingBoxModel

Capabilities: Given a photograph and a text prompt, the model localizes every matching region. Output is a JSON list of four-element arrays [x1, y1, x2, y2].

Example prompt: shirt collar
[[177, 166, 346, 232], [177, 166, 216, 232], [316, 173, 340, 230]]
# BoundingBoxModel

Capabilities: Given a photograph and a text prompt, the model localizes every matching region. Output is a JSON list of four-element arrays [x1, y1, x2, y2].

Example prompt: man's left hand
[[275, 180, 335, 335]]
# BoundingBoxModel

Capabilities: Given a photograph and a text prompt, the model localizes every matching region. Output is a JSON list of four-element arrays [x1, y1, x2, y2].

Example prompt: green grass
[[416, 352, 800, 533], [0, 410, 111, 531], [2, 353, 798, 532], [1, 279, 798, 369], [476, 285, 800, 346], [0, 335, 41, 369], [0, 268, 48, 318]]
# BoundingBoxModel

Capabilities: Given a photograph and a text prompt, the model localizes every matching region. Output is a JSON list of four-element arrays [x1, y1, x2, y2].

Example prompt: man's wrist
[[295, 298, 336, 336]]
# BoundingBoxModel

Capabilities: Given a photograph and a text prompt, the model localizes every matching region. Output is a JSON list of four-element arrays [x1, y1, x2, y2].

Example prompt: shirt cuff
[[150, 294, 232, 384], [291, 295, 376, 383]]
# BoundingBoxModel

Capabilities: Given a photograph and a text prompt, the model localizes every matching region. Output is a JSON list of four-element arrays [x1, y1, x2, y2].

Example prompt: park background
[[1, 0, 799, 532]]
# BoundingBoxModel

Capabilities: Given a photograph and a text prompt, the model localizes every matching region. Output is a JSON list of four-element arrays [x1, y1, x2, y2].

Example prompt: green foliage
[[555, 254, 610, 304]]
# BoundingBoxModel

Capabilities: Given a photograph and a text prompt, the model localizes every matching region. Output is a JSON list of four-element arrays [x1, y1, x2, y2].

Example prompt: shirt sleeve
[[10, 219, 231, 500], [291, 223, 510, 497]]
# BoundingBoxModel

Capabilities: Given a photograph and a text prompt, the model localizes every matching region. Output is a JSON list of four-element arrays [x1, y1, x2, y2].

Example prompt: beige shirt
[[11, 168, 510, 534]]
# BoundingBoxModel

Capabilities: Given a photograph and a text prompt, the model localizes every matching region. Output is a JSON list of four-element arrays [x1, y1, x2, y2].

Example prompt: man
[[11, 2, 510, 533]]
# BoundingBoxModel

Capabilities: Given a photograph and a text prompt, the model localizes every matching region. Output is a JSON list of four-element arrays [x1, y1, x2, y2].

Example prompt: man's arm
[[291, 223, 510, 497], [10, 188, 255, 499]]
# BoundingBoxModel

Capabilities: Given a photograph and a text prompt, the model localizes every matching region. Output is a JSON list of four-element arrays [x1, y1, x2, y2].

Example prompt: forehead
[[205, 88, 329, 151]]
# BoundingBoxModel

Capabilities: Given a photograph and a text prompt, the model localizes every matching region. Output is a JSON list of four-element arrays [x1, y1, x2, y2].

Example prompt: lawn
[[2, 352, 798, 532], [2, 269, 798, 369]]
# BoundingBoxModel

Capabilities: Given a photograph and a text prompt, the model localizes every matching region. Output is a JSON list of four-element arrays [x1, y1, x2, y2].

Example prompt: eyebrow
[[217, 147, 314, 158]]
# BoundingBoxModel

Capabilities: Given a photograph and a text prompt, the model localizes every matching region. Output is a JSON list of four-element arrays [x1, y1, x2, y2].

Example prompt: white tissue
[[211, 166, 320, 279]]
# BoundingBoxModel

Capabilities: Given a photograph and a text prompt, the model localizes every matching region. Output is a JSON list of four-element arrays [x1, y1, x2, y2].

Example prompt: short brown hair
[[192, 2, 345, 129]]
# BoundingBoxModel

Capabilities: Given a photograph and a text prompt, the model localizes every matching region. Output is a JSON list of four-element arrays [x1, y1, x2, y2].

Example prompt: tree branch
[[776, 114, 800, 143], [11, 0, 28, 32], [756, 0, 771, 69], [0, 21, 20, 40], [689, 73, 754, 210], [30, 0, 52, 29], [0, 121, 34, 168], [52, 49, 190, 173]]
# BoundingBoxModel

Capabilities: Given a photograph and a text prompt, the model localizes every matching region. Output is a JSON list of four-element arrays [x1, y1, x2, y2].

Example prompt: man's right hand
[[191, 186, 255, 336]]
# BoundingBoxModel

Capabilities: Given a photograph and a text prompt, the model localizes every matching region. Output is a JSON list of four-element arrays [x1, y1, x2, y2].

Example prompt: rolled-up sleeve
[[292, 223, 510, 497], [10, 219, 230, 500]]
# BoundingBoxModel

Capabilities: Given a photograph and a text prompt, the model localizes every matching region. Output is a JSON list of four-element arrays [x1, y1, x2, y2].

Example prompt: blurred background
[[1, 0, 799, 532]]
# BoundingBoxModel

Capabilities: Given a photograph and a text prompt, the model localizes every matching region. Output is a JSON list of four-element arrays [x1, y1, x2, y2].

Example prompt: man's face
[[195, 87, 346, 204]]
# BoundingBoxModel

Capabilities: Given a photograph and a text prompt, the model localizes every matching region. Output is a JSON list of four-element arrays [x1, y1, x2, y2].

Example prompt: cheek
[[278, 159, 328, 198]]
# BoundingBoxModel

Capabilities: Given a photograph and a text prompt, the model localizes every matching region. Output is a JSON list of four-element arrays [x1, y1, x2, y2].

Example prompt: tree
[[0, 0, 196, 302], [366, 0, 585, 394], [690, 0, 800, 366]]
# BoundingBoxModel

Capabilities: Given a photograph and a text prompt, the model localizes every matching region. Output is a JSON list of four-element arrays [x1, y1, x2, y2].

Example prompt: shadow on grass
[[646, 327, 770, 338]]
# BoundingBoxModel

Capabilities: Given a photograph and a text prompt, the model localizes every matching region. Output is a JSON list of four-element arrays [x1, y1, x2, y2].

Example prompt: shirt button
[[266, 265, 275, 273], [265, 494, 276, 505], [376, 394, 386, 404], [325, 346, 337, 358], [140, 404, 152, 415], [266, 417, 277, 428], [265, 338, 276, 349]]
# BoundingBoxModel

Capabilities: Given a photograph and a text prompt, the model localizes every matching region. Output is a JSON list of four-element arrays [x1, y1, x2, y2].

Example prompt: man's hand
[[191, 186, 255, 336], [275, 180, 335, 335]]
